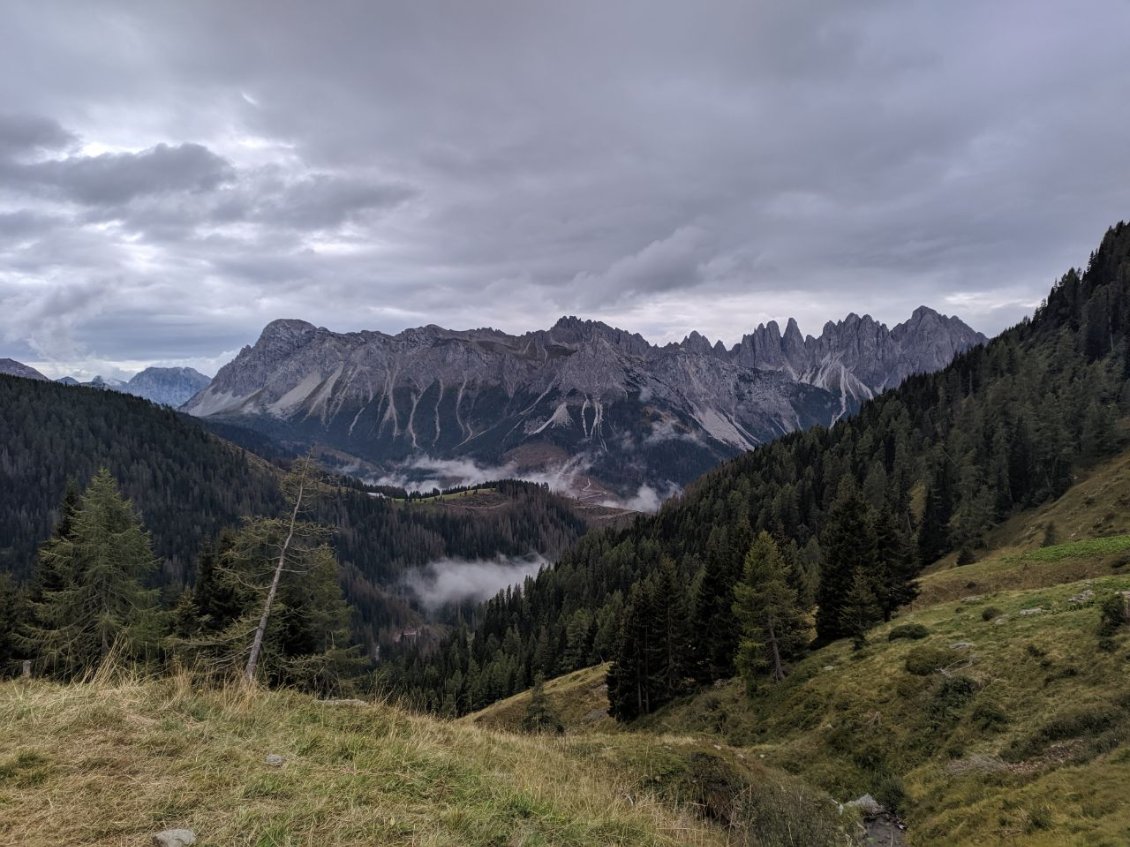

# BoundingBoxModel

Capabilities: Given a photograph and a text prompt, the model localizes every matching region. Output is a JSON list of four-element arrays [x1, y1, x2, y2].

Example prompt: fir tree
[[732, 532, 809, 688], [840, 569, 882, 650], [23, 469, 161, 678], [818, 489, 876, 644]]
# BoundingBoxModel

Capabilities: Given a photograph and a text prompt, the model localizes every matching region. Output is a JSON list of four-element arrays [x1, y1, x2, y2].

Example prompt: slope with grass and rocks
[[0, 674, 864, 847]]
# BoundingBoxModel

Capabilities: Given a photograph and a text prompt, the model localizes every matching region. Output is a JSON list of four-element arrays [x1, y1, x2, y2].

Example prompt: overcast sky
[[2, 1, 1129, 379]]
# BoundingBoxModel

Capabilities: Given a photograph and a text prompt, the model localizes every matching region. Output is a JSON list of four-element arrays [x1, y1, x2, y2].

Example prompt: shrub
[[888, 623, 930, 641], [731, 777, 855, 847], [981, 606, 1003, 621], [971, 699, 1010, 732], [905, 646, 961, 676], [956, 546, 977, 566], [1002, 706, 1120, 762], [873, 772, 907, 815], [927, 675, 979, 730], [1098, 593, 1128, 637]]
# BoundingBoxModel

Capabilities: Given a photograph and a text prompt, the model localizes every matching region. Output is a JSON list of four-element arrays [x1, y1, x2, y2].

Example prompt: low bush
[[905, 646, 961, 676], [1002, 705, 1121, 762], [981, 606, 1003, 621], [888, 623, 930, 641]]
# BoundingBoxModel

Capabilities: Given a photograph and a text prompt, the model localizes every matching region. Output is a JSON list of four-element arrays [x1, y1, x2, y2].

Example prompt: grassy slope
[[464, 450, 1130, 846], [0, 675, 725, 847], [462, 664, 618, 735], [918, 447, 1130, 605]]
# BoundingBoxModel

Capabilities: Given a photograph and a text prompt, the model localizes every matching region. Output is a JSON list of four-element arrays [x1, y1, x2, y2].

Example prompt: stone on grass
[[846, 794, 884, 816], [265, 753, 286, 767], [153, 829, 196, 847]]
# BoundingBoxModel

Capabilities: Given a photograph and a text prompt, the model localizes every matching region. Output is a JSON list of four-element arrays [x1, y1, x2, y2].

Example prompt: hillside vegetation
[[0, 673, 864, 847], [467, 454, 1130, 846], [388, 220, 1130, 720]]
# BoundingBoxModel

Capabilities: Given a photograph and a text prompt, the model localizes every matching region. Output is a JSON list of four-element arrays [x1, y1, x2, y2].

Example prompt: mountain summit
[[184, 308, 985, 494]]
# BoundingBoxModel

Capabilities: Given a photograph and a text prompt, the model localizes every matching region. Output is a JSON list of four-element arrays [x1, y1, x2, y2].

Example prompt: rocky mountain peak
[[0, 358, 48, 381]]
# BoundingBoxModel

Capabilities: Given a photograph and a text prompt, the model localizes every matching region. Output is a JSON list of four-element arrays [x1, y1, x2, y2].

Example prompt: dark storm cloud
[[1, 0, 1129, 378]]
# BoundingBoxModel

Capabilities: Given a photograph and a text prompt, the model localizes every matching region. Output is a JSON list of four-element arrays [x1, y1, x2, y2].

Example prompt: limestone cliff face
[[184, 309, 985, 492]]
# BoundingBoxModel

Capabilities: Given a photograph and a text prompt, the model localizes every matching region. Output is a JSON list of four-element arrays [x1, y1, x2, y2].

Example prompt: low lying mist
[[368, 454, 679, 512], [403, 554, 548, 612]]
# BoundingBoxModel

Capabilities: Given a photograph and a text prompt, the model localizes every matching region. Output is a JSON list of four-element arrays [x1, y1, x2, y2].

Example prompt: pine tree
[[818, 489, 876, 644], [24, 469, 161, 678], [873, 506, 918, 619], [840, 569, 882, 650], [0, 573, 29, 677], [606, 561, 691, 721], [732, 532, 809, 688]]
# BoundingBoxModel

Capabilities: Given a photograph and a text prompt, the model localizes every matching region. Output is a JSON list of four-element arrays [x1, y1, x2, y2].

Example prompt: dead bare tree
[[244, 458, 311, 684]]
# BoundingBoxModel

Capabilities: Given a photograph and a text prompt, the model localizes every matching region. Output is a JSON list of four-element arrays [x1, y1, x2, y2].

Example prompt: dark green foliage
[[981, 606, 1003, 621], [1098, 592, 1129, 637], [0, 375, 593, 658], [840, 568, 882, 650], [1001, 706, 1121, 763], [0, 574, 29, 677], [607, 559, 691, 721], [887, 623, 930, 641], [22, 469, 162, 677], [1041, 522, 1059, 548], [173, 463, 362, 694], [970, 699, 1010, 732], [927, 675, 979, 731], [904, 645, 961, 676], [389, 221, 1130, 715], [732, 532, 809, 687], [818, 489, 877, 643], [521, 674, 564, 734]]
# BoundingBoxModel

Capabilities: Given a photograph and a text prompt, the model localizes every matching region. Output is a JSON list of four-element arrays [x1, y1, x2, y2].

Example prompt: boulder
[[264, 753, 286, 767]]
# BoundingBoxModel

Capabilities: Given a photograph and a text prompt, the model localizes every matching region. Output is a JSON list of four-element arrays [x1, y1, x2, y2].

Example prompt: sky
[[2, 1, 1130, 380]]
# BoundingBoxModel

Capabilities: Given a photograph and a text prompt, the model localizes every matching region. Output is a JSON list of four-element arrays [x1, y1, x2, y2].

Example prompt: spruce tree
[[24, 469, 161, 678], [840, 569, 882, 650], [818, 489, 876, 644], [873, 506, 918, 619], [0, 574, 29, 677], [732, 532, 809, 688]]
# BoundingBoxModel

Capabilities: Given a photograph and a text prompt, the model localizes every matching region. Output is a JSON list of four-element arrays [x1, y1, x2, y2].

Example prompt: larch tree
[[175, 457, 358, 693], [24, 468, 161, 678], [732, 532, 809, 689]]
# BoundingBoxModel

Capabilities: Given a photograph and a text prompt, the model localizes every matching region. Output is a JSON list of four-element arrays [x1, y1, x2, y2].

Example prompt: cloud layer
[[2, 1, 1130, 378], [402, 555, 547, 612]]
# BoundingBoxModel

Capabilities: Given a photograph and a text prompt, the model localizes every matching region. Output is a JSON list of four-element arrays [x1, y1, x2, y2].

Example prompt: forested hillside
[[387, 221, 1130, 715], [0, 378, 592, 650]]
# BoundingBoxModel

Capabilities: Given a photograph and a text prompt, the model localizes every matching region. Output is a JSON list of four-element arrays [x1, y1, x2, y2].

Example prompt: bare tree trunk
[[244, 473, 306, 684]]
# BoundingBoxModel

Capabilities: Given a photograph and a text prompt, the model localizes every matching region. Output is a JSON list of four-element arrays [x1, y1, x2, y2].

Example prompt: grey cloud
[[0, 113, 76, 158], [19, 142, 235, 206], [260, 174, 416, 230], [1, 1, 1129, 372]]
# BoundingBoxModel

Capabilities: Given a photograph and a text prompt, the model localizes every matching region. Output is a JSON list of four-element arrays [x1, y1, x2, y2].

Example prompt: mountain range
[[183, 307, 985, 495], [49, 366, 212, 407]]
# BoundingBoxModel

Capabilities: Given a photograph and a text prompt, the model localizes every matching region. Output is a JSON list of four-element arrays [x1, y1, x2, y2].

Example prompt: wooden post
[[21, 660, 31, 679]]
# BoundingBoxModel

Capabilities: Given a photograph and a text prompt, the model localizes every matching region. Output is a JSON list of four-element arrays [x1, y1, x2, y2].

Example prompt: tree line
[[383, 221, 1130, 719], [0, 375, 592, 656]]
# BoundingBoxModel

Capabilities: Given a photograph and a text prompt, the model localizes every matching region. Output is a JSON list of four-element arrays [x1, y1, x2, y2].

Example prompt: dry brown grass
[[0, 670, 725, 847]]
